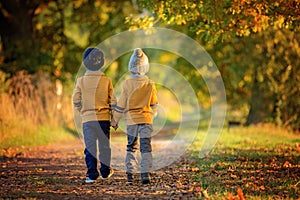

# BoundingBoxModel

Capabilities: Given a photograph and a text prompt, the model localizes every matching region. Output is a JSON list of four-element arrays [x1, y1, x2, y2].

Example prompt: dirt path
[[0, 138, 199, 199]]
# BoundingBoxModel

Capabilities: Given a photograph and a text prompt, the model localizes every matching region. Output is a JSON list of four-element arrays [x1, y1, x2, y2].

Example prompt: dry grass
[[0, 70, 75, 149]]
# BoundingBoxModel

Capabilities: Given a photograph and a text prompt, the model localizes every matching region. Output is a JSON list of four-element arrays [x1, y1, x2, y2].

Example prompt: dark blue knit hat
[[83, 47, 104, 71]]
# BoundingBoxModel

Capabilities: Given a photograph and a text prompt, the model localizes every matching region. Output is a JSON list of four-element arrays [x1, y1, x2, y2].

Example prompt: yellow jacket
[[72, 71, 116, 123], [113, 76, 158, 125]]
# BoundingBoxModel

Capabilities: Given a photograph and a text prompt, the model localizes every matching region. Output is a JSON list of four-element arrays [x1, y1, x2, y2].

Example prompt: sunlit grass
[[190, 125, 300, 199], [0, 125, 77, 152], [219, 124, 299, 148]]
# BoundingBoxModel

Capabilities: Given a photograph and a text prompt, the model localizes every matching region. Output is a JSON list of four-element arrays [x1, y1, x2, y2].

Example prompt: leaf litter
[[0, 140, 200, 199]]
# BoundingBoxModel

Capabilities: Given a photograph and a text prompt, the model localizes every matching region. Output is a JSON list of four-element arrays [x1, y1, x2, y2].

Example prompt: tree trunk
[[245, 69, 267, 126], [0, 0, 37, 73]]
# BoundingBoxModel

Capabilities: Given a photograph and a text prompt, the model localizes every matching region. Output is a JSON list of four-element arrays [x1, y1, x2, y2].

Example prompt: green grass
[[0, 125, 77, 153], [190, 125, 300, 199]]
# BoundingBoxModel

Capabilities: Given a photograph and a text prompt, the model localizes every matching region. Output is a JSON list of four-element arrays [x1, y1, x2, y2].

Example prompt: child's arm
[[72, 78, 82, 112], [108, 79, 117, 113], [150, 83, 158, 117], [108, 79, 119, 130], [111, 82, 127, 125]]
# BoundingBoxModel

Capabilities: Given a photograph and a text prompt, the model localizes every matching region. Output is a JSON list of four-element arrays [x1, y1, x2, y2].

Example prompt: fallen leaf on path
[[237, 188, 245, 200]]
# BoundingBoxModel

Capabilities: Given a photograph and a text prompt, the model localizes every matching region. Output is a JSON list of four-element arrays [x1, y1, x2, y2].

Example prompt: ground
[[1, 126, 299, 199], [0, 138, 199, 199]]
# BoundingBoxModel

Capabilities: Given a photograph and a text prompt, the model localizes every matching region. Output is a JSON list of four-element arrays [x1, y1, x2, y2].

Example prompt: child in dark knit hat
[[73, 47, 116, 183], [111, 48, 158, 184]]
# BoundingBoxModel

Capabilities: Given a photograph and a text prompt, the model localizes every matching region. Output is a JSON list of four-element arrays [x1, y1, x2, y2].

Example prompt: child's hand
[[110, 120, 118, 130], [112, 124, 118, 131]]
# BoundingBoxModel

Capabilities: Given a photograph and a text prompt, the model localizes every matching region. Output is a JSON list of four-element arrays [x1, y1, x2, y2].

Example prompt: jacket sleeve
[[112, 82, 127, 123], [72, 78, 82, 112], [108, 79, 117, 110], [150, 83, 158, 116]]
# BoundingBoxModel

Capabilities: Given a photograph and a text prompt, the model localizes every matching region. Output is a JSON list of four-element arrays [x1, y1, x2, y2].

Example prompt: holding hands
[[110, 119, 118, 131]]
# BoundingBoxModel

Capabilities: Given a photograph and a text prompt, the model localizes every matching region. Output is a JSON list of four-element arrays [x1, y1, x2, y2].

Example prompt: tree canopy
[[126, 0, 300, 130], [128, 0, 300, 42]]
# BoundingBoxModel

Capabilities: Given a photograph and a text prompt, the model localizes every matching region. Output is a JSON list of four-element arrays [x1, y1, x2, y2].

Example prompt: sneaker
[[102, 169, 114, 180], [127, 173, 133, 183], [141, 173, 150, 184], [85, 177, 97, 184]]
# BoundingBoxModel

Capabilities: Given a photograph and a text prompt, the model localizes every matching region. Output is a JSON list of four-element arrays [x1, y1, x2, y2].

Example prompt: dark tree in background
[[0, 0, 134, 76], [0, 0, 47, 73]]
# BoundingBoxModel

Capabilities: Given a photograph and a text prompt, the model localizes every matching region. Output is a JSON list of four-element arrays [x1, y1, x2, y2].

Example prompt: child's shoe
[[127, 173, 133, 184], [102, 168, 114, 180], [85, 177, 97, 183], [141, 173, 150, 184]]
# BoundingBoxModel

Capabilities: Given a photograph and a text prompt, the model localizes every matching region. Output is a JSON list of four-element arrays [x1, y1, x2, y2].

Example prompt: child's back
[[75, 71, 115, 123], [115, 77, 157, 125]]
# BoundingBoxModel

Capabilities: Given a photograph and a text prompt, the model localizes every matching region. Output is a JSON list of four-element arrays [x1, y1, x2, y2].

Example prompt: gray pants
[[126, 124, 153, 174]]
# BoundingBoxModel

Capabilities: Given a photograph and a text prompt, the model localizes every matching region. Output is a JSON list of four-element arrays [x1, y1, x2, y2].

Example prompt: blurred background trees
[[0, 0, 299, 138], [129, 0, 300, 131], [0, 0, 133, 75]]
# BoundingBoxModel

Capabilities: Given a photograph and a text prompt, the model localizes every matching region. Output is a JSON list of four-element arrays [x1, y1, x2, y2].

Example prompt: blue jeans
[[126, 124, 153, 174], [83, 121, 111, 179]]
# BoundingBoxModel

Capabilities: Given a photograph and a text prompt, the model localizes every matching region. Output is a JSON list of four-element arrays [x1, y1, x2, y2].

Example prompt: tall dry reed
[[0, 70, 74, 146]]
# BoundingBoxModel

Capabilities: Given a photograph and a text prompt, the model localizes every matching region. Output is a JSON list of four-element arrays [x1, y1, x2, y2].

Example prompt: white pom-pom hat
[[128, 48, 149, 75]]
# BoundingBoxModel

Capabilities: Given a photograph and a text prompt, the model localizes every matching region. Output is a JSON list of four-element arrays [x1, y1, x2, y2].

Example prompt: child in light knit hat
[[73, 47, 116, 183], [111, 48, 158, 184]]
